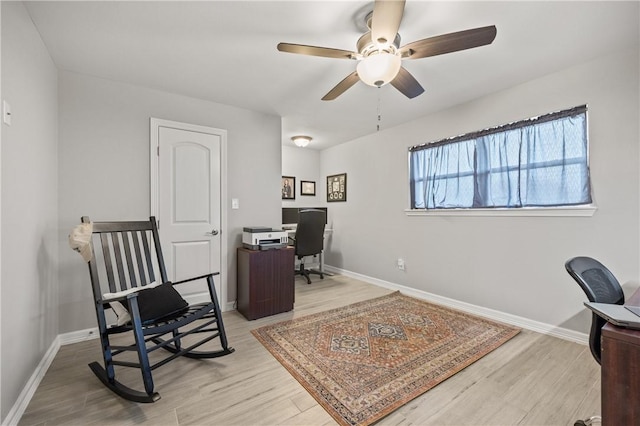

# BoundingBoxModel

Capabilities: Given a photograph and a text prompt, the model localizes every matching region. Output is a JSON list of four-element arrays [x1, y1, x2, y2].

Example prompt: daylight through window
[[409, 105, 591, 210]]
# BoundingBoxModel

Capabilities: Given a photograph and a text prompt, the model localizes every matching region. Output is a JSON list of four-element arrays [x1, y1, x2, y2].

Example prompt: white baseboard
[[324, 265, 589, 345], [59, 327, 99, 345], [3, 327, 100, 425], [182, 291, 235, 312], [4, 289, 236, 426], [3, 337, 60, 426]]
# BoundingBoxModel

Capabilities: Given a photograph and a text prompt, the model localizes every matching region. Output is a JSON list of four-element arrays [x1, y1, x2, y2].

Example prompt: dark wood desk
[[601, 286, 640, 425]]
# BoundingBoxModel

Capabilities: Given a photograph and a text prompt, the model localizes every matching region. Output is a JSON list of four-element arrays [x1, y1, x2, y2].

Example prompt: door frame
[[150, 117, 228, 310]]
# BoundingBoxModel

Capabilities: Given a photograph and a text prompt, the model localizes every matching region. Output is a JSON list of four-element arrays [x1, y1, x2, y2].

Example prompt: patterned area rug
[[252, 291, 520, 426]]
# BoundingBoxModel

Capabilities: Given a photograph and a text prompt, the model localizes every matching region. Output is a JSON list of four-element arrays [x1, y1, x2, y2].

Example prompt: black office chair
[[565, 256, 625, 426], [292, 209, 326, 284]]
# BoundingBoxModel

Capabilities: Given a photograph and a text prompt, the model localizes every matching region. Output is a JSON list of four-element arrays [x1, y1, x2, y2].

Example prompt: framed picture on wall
[[301, 180, 316, 196], [282, 176, 295, 200], [327, 173, 347, 202]]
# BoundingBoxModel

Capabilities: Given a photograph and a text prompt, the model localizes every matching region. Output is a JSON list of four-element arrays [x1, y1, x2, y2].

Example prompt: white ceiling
[[24, 1, 639, 150]]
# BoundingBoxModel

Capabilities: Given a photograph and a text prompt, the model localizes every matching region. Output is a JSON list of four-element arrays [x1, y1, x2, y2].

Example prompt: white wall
[[58, 71, 282, 333], [281, 145, 323, 209], [320, 48, 640, 334], [1, 2, 59, 421]]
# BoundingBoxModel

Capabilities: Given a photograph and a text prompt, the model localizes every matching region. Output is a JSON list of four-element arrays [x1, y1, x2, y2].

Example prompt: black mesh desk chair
[[291, 209, 326, 284], [565, 256, 625, 426]]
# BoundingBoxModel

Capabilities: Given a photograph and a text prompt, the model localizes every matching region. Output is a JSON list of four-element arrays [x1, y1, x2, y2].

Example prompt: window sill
[[404, 205, 597, 217]]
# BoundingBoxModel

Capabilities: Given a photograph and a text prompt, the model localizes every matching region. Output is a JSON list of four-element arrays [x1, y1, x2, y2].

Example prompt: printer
[[242, 227, 289, 250]]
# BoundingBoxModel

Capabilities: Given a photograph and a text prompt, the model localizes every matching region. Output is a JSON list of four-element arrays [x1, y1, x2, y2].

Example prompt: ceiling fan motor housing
[[356, 32, 402, 87], [356, 31, 401, 57]]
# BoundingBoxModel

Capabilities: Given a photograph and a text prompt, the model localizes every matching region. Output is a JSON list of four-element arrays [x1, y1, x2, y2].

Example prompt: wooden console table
[[237, 246, 294, 320], [601, 286, 640, 425]]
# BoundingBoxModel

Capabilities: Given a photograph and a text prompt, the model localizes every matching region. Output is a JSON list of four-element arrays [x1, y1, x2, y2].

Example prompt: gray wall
[[1, 2, 59, 420], [282, 145, 323, 208], [319, 48, 639, 334], [58, 71, 282, 333], [1, 5, 282, 414]]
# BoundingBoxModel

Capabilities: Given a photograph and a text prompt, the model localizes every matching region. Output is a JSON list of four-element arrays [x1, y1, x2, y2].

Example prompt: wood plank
[[18, 274, 599, 426]]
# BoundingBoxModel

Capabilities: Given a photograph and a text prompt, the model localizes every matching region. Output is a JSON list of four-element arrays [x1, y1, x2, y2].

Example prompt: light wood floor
[[19, 274, 600, 425]]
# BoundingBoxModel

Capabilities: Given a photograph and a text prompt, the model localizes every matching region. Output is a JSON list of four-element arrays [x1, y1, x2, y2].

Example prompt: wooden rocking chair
[[81, 216, 234, 402]]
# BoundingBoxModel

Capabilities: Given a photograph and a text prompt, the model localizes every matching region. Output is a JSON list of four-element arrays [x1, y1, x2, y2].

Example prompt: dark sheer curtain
[[410, 105, 591, 209]]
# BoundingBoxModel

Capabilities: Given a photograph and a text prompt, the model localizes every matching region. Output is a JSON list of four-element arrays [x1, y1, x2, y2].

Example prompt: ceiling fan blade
[[400, 25, 497, 59], [322, 71, 360, 101], [390, 67, 425, 99], [371, 0, 406, 48], [277, 43, 358, 60]]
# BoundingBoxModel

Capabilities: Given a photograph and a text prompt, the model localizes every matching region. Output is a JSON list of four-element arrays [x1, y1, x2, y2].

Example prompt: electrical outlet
[[3, 101, 12, 126], [397, 258, 405, 271]]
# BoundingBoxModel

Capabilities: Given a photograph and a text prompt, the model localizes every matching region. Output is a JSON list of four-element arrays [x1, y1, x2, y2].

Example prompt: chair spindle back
[[82, 216, 168, 301]]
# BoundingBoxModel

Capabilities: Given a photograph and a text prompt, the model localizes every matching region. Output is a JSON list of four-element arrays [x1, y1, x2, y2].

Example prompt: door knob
[[205, 229, 219, 236]]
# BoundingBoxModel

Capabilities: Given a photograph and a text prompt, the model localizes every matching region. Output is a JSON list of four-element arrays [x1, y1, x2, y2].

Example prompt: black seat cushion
[[135, 283, 188, 324]]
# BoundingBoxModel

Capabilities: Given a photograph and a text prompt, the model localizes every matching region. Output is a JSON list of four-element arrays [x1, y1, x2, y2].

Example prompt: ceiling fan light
[[292, 135, 312, 147], [356, 52, 401, 87]]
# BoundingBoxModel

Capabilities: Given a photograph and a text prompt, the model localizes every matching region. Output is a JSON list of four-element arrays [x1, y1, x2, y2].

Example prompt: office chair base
[[574, 415, 601, 426], [295, 264, 323, 285], [309, 268, 332, 277]]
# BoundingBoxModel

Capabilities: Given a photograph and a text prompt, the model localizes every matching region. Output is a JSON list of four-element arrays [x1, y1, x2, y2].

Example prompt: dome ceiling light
[[292, 135, 312, 148]]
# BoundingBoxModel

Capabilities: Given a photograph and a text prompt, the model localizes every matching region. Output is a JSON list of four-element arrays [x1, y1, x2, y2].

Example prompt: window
[[409, 105, 591, 210]]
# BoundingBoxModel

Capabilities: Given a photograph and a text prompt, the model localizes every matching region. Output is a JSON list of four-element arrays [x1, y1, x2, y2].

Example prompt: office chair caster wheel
[[574, 416, 601, 426]]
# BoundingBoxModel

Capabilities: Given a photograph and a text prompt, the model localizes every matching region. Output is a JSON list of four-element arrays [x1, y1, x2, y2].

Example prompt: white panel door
[[158, 126, 222, 297]]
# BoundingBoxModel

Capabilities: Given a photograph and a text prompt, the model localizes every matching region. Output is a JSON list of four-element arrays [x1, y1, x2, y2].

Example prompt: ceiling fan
[[277, 0, 497, 101]]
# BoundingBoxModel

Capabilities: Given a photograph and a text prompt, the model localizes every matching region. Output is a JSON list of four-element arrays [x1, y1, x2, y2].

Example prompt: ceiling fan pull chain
[[377, 88, 382, 132]]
